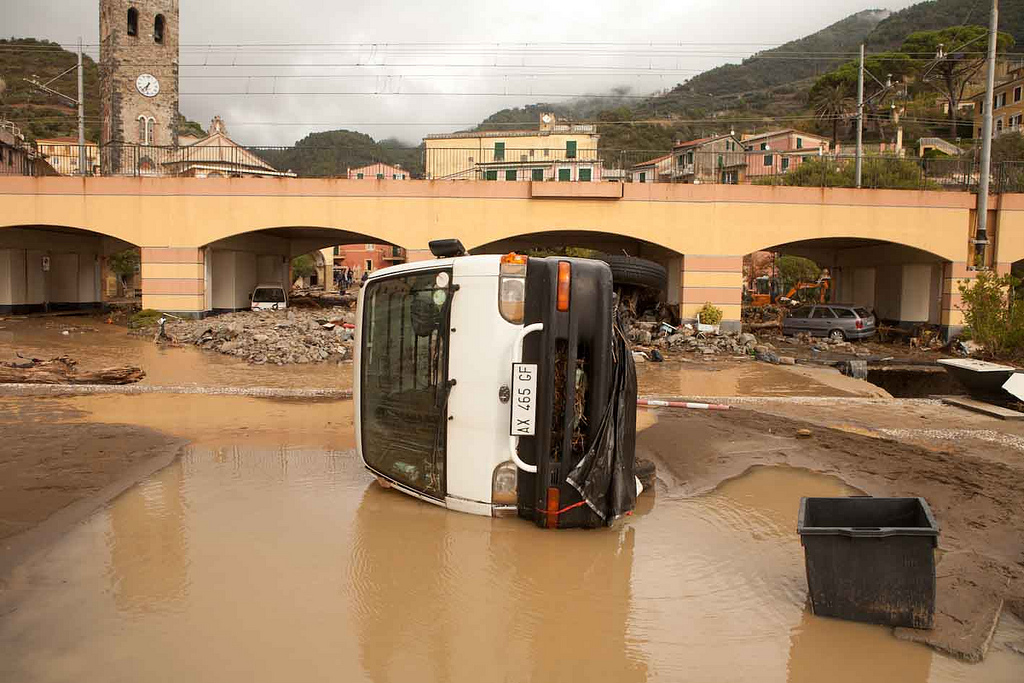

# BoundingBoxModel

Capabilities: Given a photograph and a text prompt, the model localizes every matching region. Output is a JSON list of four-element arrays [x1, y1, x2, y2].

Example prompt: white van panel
[[444, 259, 521, 506]]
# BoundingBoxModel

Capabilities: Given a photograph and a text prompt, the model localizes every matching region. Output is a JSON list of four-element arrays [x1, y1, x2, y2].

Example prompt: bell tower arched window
[[154, 15, 165, 44], [127, 7, 139, 36], [138, 115, 156, 145]]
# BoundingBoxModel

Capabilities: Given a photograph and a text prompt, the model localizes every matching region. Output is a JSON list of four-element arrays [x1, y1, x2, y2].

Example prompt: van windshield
[[360, 269, 453, 498], [252, 287, 285, 303]]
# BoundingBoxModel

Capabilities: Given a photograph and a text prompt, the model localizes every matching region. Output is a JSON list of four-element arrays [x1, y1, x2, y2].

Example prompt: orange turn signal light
[[556, 261, 571, 312], [501, 252, 528, 265]]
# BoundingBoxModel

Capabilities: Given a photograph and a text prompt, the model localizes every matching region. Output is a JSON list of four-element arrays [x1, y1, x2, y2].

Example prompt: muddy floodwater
[[0, 316, 351, 390], [1, 395, 1021, 682]]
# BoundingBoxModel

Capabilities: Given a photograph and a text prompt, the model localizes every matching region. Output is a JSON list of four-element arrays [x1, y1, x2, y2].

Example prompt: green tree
[[958, 270, 1024, 359], [107, 248, 139, 291], [755, 156, 938, 190], [901, 26, 1015, 137], [291, 254, 316, 278], [812, 83, 854, 148], [777, 255, 822, 293]]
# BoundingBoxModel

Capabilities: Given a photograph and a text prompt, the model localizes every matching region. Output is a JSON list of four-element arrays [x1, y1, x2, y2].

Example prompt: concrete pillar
[[940, 261, 974, 335], [679, 255, 743, 331], [141, 247, 207, 317]]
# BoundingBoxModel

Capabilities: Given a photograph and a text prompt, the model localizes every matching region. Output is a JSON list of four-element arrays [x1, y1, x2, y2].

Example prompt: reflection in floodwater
[[1, 395, 1022, 682], [106, 463, 189, 614], [350, 485, 647, 682], [787, 606, 932, 683]]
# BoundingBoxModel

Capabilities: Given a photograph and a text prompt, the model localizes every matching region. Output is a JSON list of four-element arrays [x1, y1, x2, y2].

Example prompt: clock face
[[136, 73, 160, 97]]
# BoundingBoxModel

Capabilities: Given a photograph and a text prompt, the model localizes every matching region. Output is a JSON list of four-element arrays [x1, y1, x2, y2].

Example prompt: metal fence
[[14, 142, 1024, 194]]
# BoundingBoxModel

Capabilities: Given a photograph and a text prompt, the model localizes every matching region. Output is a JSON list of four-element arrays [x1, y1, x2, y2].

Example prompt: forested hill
[[867, 0, 1024, 49], [0, 38, 101, 142]]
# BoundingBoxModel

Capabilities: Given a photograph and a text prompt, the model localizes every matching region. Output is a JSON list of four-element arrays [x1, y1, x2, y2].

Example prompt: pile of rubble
[[162, 308, 356, 365], [627, 320, 761, 358]]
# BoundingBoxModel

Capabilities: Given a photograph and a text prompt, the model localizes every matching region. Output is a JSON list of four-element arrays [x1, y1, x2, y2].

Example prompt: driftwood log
[[0, 355, 145, 385], [745, 320, 783, 330]]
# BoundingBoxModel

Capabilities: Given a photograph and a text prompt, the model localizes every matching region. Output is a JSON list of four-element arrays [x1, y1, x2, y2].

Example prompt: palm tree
[[814, 84, 853, 151]]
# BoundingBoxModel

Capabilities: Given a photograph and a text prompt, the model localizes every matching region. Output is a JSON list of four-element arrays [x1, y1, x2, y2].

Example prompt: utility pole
[[975, 0, 999, 267], [855, 44, 865, 188], [76, 39, 86, 176]]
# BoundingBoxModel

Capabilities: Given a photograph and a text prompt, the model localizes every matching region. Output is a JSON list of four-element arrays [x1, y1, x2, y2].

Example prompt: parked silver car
[[782, 304, 876, 341]]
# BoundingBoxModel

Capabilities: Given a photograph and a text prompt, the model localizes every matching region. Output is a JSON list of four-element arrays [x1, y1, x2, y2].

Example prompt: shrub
[[698, 302, 723, 325], [128, 309, 164, 328], [958, 271, 1024, 359]]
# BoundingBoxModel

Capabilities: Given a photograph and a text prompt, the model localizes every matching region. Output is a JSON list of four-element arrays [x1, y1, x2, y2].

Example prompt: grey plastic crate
[[798, 497, 939, 629]]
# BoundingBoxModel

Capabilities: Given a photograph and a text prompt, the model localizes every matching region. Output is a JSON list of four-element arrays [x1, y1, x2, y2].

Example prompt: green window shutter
[[717, 155, 723, 168], [639, 172, 646, 183], [558, 168, 571, 182], [376, 173, 384, 179], [782, 158, 789, 170], [333, 246, 339, 256], [764, 154, 773, 167], [494, 142, 505, 161], [393, 174, 399, 179], [505, 169, 517, 181], [579, 167, 592, 182], [796, 137, 803, 149], [760, 142, 767, 151], [356, 173, 364, 179], [484, 170, 497, 181], [566, 140, 577, 158], [531, 168, 544, 181]]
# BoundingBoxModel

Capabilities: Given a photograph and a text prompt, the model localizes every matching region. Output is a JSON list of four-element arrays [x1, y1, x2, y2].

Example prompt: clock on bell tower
[[99, 1, 179, 172]]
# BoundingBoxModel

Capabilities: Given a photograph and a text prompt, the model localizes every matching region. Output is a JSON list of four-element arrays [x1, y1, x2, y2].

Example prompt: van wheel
[[828, 328, 846, 341], [600, 255, 667, 291], [635, 458, 657, 491]]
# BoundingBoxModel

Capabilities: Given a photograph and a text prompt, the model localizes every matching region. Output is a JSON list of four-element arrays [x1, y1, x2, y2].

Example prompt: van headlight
[[498, 254, 527, 324], [491, 460, 518, 506]]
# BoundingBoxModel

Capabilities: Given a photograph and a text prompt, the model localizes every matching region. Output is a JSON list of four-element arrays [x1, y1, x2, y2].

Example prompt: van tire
[[635, 458, 657, 491], [600, 255, 667, 291]]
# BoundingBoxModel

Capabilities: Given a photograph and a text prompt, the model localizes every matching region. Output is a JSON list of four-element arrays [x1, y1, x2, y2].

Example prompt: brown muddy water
[[1, 395, 1021, 682]]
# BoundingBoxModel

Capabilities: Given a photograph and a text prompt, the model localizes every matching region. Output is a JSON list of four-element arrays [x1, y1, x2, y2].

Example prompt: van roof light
[[429, 239, 466, 258]]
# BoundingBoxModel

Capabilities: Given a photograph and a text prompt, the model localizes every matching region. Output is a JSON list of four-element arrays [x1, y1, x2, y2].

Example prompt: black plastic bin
[[798, 497, 939, 629]]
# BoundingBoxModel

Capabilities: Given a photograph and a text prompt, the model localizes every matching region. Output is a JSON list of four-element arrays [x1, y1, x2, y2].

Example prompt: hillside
[[476, 0, 1024, 153], [258, 130, 425, 178], [0, 38, 101, 142], [867, 0, 1024, 49]]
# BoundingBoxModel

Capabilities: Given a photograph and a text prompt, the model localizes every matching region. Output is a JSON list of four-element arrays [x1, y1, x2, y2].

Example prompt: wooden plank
[[941, 396, 1024, 420]]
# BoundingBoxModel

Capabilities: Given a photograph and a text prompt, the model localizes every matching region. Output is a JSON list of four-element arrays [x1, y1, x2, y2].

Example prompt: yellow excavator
[[746, 270, 830, 307]]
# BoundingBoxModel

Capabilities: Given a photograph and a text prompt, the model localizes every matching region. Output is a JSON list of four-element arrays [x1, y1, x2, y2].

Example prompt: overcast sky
[[7, 0, 921, 145]]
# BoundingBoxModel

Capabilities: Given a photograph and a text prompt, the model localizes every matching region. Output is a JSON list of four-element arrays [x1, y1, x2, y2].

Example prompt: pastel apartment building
[[424, 113, 602, 182], [741, 129, 829, 178], [631, 134, 747, 184], [347, 162, 409, 180], [972, 66, 1024, 138], [35, 137, 101, 176]]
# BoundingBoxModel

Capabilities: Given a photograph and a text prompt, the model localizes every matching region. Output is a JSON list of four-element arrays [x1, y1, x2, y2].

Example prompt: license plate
[[510, 363, 537, 436]]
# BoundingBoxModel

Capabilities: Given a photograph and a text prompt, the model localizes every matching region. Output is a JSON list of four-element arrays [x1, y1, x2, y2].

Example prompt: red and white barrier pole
[[637, 398, 731, 411]]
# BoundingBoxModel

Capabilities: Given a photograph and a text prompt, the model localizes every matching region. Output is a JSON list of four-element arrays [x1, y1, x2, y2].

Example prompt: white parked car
[[355, 239, 643, 528], [250, 284, 288, 311]]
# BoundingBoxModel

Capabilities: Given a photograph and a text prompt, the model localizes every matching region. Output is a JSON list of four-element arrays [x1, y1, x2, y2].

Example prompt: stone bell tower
[[99, 1, 179, 171]]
